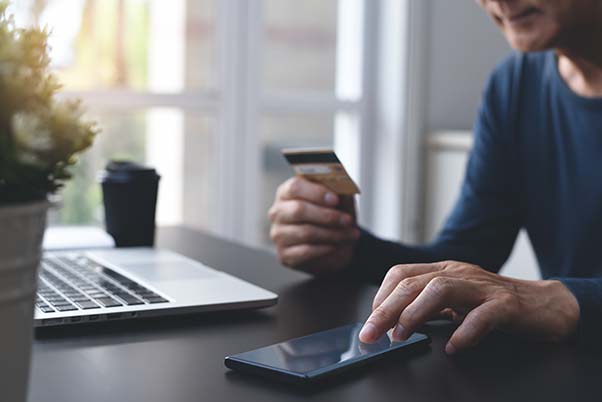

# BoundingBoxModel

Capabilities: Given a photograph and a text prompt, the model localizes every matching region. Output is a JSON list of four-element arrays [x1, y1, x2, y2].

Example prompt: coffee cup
[[100, 161, 160, 247]]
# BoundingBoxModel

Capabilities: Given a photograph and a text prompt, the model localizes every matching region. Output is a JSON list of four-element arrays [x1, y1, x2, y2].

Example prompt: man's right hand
[[268, 177, 360, 275]]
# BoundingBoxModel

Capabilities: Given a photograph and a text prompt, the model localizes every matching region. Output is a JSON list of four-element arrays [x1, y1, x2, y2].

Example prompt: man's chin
[[505, 31, 555, 52]]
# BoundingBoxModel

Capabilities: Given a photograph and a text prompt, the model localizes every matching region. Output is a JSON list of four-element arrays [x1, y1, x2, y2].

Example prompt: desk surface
[[30, 227, 601, 402]]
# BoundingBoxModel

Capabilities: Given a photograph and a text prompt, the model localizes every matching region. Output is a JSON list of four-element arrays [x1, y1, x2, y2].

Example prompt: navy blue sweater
[[352, 51, 602, 343]]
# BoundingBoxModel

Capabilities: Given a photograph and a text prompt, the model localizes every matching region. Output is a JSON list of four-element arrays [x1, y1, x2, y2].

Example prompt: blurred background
[[9, 0, 538, 279]]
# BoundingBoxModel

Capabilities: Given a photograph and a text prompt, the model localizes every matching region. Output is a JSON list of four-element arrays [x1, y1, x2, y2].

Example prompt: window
[[12, 0, 217, 228], [12, 1, 422, 247], [218, 0, 366, 246]]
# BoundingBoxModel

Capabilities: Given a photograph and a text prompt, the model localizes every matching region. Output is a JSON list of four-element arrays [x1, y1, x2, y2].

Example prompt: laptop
[[35, 247, 278, 327]]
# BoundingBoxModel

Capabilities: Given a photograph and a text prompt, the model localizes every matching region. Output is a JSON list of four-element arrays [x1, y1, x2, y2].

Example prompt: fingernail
[[324, 192, 338, 205], [340, 214, 353, 225], [391, 324, 405, 341], [359, 323, 377, 343], [445, 342, 457, 355]]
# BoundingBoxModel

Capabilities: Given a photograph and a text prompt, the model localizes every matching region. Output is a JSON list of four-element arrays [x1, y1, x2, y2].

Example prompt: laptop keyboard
[[36, 255, 169, 314]]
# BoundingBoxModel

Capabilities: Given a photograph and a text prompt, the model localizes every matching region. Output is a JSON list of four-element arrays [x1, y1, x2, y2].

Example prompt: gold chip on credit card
[[282, 148, 360, 195]]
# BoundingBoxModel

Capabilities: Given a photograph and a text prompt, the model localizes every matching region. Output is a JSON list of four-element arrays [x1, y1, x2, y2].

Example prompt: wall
[[425, 0, 511, 132]]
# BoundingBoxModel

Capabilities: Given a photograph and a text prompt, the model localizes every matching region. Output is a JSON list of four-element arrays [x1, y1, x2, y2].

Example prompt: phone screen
[[225, 323, 429, 382]]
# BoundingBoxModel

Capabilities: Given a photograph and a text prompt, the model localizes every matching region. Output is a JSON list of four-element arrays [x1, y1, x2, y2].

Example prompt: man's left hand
[[359, 261, 580, 354]]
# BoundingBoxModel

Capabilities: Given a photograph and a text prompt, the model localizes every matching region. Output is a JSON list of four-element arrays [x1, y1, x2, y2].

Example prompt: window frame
[[56, 0, 426, 246]]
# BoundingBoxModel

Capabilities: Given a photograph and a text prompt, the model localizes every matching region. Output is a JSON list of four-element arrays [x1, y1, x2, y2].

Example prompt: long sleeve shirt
[[351, 51, 602, 343]]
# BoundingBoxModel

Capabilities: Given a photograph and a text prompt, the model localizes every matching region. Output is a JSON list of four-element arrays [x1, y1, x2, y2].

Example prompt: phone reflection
[[272, 323, 393, 373]]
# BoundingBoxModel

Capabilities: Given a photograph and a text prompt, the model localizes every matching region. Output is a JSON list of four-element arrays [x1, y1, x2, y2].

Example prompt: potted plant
[[0, 2, 97, 400]]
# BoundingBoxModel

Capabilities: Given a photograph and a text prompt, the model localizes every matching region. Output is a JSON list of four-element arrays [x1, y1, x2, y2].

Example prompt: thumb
[[446, 301, 500, 354]]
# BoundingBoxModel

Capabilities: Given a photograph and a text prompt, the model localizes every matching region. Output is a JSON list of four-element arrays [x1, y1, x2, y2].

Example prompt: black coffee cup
[[100, 161, 160, 247]]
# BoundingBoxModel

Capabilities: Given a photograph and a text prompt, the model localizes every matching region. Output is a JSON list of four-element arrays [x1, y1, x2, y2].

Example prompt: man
[[268, 0, 602, 354]]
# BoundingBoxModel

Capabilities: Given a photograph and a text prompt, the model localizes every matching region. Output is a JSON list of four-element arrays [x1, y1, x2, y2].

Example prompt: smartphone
[[224, 323, 430, 384]]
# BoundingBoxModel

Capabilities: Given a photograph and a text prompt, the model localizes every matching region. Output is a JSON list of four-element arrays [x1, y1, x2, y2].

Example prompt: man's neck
[[557, 54, 602, 98], [556, 6, 602, 98]]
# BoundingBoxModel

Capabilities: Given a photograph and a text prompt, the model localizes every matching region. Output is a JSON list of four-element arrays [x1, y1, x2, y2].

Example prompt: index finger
[[277, 177, 340, 207]]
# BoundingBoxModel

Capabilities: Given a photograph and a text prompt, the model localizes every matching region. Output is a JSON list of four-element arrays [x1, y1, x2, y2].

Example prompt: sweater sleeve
[[347, 228, 478, 284], [348, 55, 524, 285], [556, 278, 602, 344]]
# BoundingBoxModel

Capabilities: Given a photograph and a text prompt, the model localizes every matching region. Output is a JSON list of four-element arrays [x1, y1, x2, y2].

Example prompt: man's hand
[[268, 177, 360, 275], [359, 261, 580, 354]]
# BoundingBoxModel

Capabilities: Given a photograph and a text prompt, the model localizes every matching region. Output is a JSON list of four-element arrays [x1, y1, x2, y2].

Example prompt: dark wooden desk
[[29, 227, 601, 402]]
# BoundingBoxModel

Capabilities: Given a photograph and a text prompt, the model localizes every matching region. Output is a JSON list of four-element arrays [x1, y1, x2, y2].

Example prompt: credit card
[[282, 148, 360, 195]]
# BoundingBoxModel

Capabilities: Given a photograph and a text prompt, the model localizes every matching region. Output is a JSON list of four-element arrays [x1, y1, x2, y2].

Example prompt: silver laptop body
[[34, 247, 278, 327]]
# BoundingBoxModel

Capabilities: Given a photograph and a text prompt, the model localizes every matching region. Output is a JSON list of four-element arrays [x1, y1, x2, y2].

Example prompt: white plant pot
[[0, 201, 48, 402]]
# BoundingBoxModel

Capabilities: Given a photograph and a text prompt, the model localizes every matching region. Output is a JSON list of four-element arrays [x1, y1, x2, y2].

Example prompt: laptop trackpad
[[120, 261, 217, 282]]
